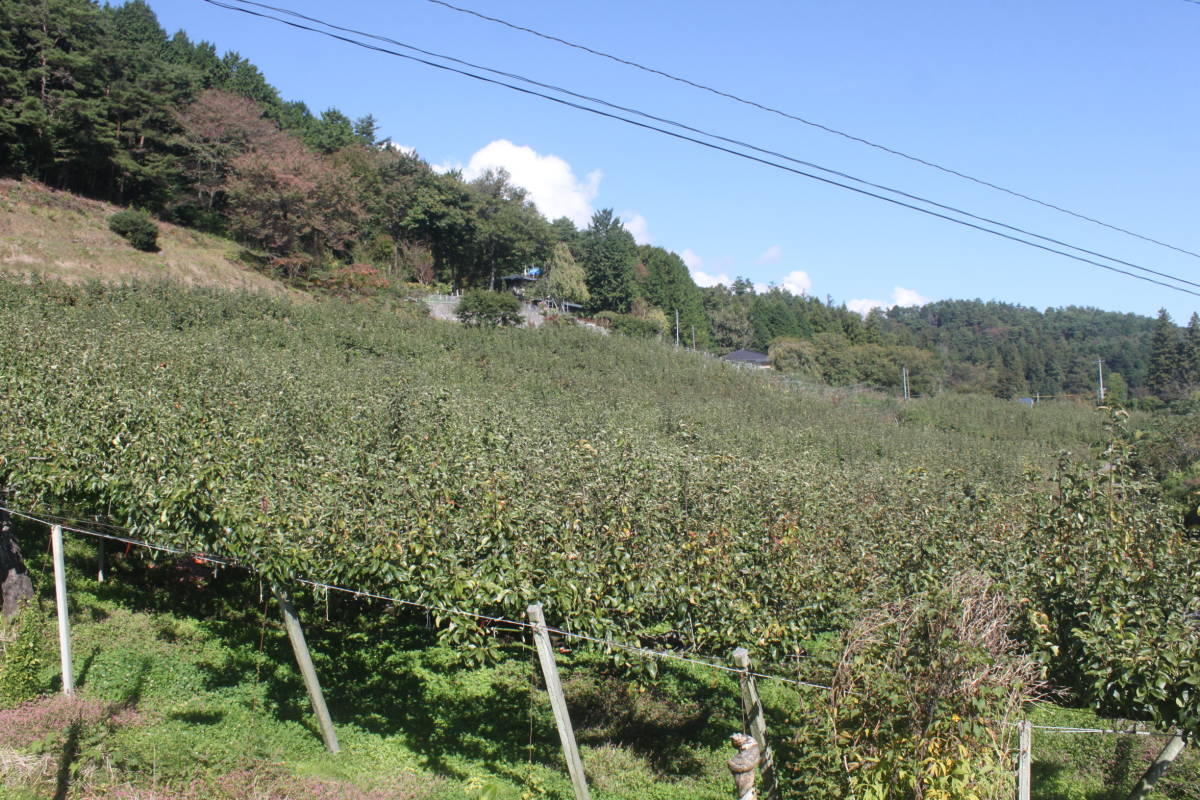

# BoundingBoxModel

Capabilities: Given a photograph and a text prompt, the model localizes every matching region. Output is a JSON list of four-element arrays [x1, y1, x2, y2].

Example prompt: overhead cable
[[219, 0, 1200, 293], [423, 0, 1200, 262], [200, 0, 1200, 298]]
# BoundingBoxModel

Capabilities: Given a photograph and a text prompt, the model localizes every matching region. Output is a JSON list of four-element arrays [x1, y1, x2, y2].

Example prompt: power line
[[423, 0, 1200, 262], [201, 0, 1200, 298], [218, 0, 1200, 294]]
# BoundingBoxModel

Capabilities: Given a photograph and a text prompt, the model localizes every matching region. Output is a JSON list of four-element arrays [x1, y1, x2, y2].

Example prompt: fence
[[1, 505, 1186, 800]]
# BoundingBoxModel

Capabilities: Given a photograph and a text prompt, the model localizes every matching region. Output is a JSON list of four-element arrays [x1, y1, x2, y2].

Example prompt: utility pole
[[901, 366, 910, 400], [675, 308, 681, 347], [1097, 358, 1106, 403]]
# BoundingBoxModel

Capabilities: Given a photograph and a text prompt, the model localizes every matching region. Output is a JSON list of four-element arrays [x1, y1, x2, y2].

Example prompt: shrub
[[456, 289, 522, 327], [0, 605, 50, 704], [108, 209, 159, 252], [831, 574, 1041, 800], [607, 312, 661, 339]]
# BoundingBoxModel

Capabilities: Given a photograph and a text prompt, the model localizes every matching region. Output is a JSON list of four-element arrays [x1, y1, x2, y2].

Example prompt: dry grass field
[[0, 180, 289, 296]]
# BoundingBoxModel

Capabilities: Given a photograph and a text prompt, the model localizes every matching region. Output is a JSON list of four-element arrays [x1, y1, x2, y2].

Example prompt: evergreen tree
[[467, 168, 551, 290], [636, 245, 711, 348], [1, 0, 115, 192], [99, 0, 194, 205], [1147, 308, 1181, 401], [579, 209, 636, 313], [1183, 312, 1200, 387]]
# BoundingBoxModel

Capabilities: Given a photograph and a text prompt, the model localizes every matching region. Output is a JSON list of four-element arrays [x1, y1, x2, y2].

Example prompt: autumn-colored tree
[[174, 88, 278, 210], [224, 133, 362, 280]]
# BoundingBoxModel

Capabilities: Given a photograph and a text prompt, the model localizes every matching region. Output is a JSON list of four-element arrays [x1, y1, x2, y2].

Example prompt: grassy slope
[[0, 180, 288, 296]]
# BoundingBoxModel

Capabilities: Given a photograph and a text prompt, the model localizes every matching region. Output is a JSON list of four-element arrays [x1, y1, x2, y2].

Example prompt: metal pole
[[272, 584, 340, 753], [1097, 358, 1106, 403], [1017, 720, 1031, 800], [50, 525, 74, 696], [528, 604, 590, 800], [675, 308, 681, 347]]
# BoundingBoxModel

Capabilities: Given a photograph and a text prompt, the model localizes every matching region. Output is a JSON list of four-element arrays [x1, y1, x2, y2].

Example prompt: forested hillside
[[3, 0, 1193, 403]]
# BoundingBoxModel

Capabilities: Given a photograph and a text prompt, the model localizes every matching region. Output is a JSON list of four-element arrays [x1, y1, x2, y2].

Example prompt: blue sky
[[149, 0, 1200, 321]]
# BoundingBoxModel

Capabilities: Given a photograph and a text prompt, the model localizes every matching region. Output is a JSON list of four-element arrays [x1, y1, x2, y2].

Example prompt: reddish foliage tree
[[224, 134, 363, 280], [174, 89, 279, 210]]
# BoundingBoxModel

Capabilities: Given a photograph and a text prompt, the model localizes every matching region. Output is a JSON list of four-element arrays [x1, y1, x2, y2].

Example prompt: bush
[[108, 209, 160, 252], [595, 311, 661, 339], [456, 289, 522, 327], [0, 605, 50, 704]]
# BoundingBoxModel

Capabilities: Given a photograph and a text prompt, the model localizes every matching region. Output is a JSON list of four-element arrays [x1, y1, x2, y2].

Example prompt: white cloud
[[622, 213, 652, 245], [754, 282, 770, 295], [681, 252, 731, 287], [847, 297, 886, 316], [847, 286, 930, 316], [692, 270, 734, 288], [757, 245, 782, 264], [779, 270, 812, 295], [891, 286, 930, 307], [383, 142, 417, 157], [459, 139, 601, 227]]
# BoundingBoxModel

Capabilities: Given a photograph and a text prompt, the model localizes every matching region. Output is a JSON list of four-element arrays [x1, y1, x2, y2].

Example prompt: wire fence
[[0, 505, 831, 690], [2, 504, 1177, 739]]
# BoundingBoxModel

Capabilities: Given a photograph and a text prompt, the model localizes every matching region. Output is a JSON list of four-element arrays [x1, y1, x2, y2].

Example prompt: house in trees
[[500, 267, 540, 298], [722, 349, 772, 369]]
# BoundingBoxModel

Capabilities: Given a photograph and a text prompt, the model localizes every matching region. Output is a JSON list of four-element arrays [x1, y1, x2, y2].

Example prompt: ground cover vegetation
[[1, 279, 1199, 798], [3, 0, 1195, 402]]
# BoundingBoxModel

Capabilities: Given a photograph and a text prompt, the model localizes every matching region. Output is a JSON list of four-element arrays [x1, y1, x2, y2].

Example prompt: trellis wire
[[4, 505, 1180, 737], [1, 506, 830, 689]]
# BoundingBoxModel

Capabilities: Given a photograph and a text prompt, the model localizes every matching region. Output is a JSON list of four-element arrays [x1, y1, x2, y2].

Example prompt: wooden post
[[528, 603, 590, 800], [97, 540, 106, 583], [728, 733, 762, 800], [272, 584, 339, 753], [732, 648, 776, 800], [1017, 720, 1031, 800], [1127, 731, 1188, 800], [50, 525, 74, 696]]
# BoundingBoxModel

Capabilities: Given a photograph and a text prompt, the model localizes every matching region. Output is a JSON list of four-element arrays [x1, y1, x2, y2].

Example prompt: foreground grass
[[2, 532, 1197, 799], [0, 533, 747, 799], [1028, 704, 1200, 800]]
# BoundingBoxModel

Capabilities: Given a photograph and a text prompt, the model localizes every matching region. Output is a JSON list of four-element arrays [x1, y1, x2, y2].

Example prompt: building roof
[[723, 349, 771, 365]]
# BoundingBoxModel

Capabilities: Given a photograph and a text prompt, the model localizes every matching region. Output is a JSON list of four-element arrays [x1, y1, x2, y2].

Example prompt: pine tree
[[1183, 312, 1200, 388], [1146, 308, 1181, 401], [579, 209, 636, 313]]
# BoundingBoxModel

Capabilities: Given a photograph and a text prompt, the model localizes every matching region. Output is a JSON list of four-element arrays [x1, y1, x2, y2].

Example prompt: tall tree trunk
[[1127, 732, 1187, 800], [0, 505, 34, 620]]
